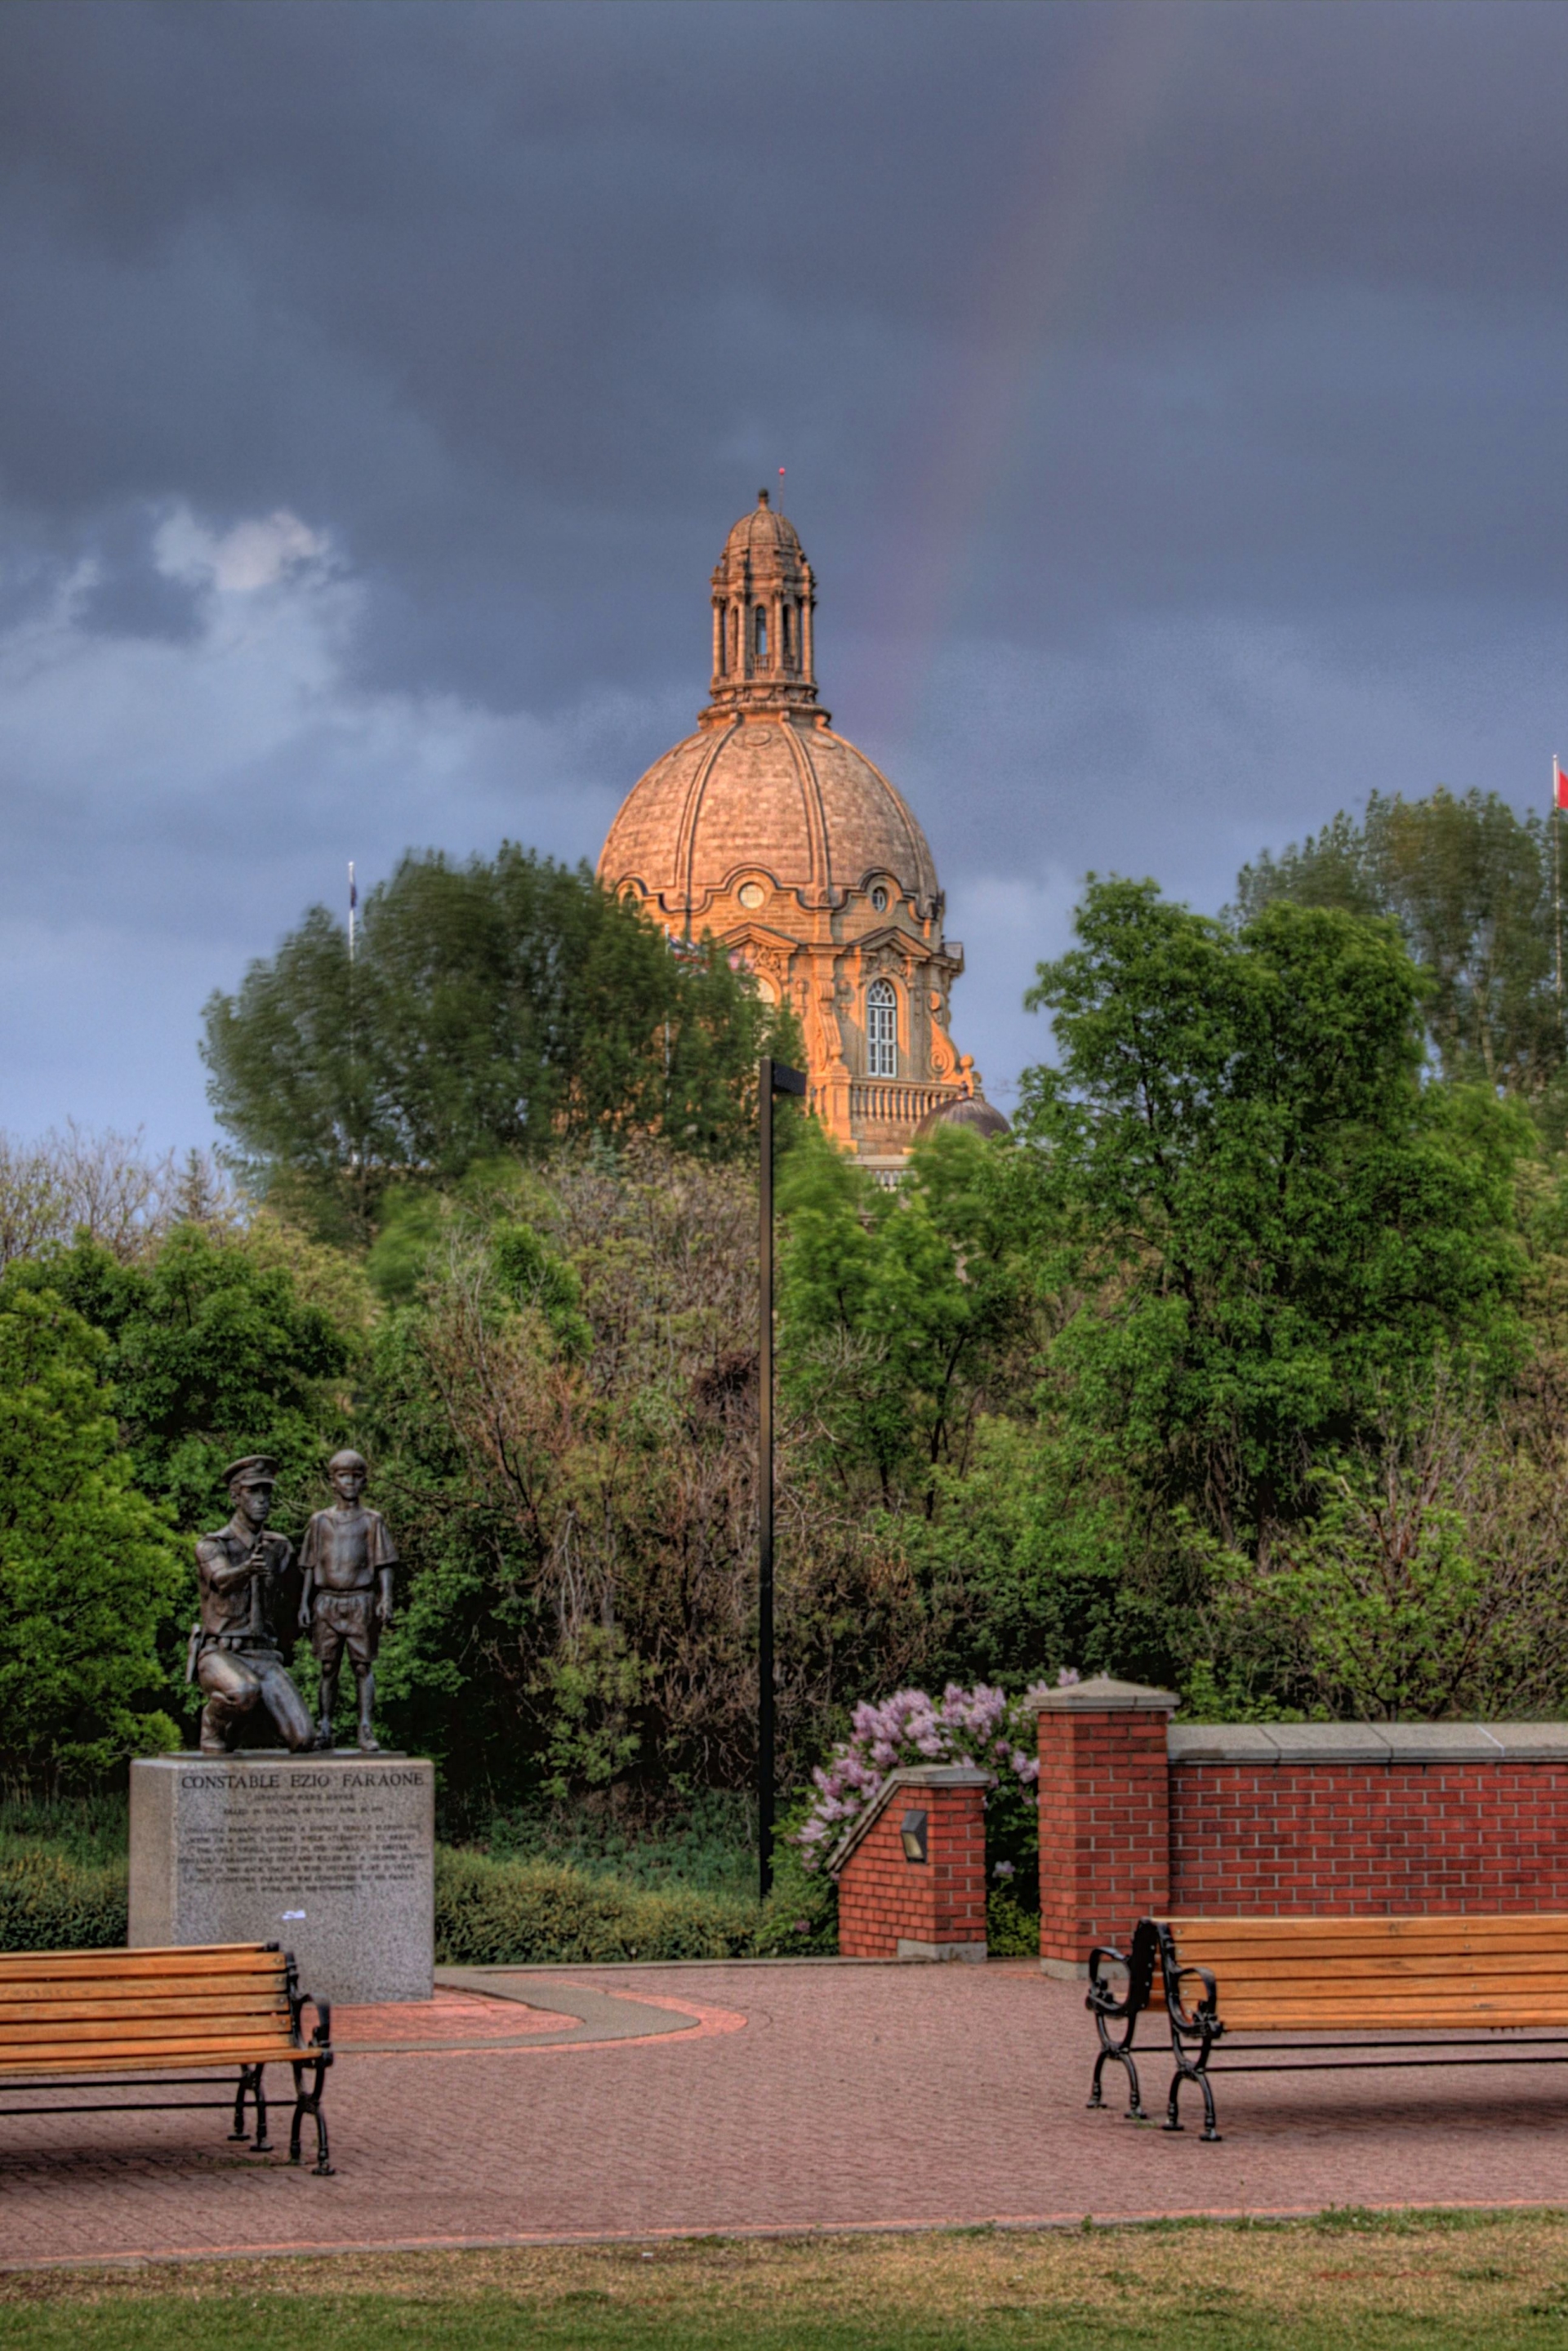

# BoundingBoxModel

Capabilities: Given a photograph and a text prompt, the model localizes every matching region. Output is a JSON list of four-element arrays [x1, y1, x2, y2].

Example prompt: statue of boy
[[298, 1449, 398, 1752], [190, 1456, 317, 1756]]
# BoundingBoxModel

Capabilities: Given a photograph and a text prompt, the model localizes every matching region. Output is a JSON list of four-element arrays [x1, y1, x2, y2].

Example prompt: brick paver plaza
[[6, 1959, 1568, 2269]]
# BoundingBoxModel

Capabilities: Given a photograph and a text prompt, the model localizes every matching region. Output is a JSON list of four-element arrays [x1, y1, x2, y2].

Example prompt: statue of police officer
[[189, 1455, 316, 1755]]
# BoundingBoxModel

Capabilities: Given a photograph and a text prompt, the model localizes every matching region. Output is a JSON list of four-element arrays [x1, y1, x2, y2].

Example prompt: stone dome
[[911, 1093, 1010, 1141], [599, 715, 941, 921], [719, 494, 807, 568], [598, 491, 982, 1177]]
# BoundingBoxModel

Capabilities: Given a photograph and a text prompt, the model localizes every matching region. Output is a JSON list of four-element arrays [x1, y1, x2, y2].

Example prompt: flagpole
[[1554, 768, 1564, 1031], [347, 862, 361, 1219]]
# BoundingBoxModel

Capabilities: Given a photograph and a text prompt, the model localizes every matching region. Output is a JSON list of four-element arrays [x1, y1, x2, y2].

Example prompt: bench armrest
[[1086, 1944, 1135, 2019], [1166, 1962, 1219, 2037], [281, 1949, 332, 2058], [1088, 1918, 1160, 2021]]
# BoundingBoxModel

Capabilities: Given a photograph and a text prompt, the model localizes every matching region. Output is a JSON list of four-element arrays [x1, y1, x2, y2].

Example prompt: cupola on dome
[[597, 492, 991, 1177]]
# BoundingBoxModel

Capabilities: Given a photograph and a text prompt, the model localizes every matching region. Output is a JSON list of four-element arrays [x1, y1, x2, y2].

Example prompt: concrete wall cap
[[1248, 1724, 1395, 1763], [1034, 1673, 1180, 1714], [1166, 1721, 1568, 1764], [1486, 1724, 1568, 1759], [1375, 1724, 1508, 1761], [1167, 1723, 1281, 1762], [826, 1763, 995, 1877]]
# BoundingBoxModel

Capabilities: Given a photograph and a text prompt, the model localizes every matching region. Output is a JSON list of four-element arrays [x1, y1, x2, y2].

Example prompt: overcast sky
[[2, 0, 1564, 1146]]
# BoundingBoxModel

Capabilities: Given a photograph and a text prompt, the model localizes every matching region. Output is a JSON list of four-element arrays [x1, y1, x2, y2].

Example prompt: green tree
[[1236, 788, 1562, 1095], [202, 844, 798, 1232], [8, 1225, 354, 1533], [0, 1282, 185, 1781], [358, 1147, 924, 1805], [776, 1120, 1034, 1512], [1017, 879, 1527, 1551], [1206, 1377, 1568, 1721]]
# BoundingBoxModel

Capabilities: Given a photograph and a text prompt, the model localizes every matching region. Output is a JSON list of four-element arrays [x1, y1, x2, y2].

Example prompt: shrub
[[0, 1849, 127, 1950], [985, 1885, 1040, 1957], [434, 1846, 834, 1964]]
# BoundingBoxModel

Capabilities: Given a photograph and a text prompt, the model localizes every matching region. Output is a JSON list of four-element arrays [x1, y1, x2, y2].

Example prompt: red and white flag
[[1556, 758, 1568, 813]]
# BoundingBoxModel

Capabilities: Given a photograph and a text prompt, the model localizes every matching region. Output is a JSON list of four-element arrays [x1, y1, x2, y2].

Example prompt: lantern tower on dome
[[597, 491, 994, 1178]]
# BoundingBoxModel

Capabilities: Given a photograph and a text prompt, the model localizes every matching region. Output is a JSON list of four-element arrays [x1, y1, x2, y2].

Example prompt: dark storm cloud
[[0, 0, 1564, 1137], [4, 1, 1564, 688]]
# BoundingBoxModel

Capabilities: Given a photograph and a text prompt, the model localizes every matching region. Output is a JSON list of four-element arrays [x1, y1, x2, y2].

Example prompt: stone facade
[[598, 492, 987, 1178]]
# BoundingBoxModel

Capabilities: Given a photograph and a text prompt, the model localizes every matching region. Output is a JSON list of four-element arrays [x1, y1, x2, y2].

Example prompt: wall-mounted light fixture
[[900, 1809, 929, 1865]]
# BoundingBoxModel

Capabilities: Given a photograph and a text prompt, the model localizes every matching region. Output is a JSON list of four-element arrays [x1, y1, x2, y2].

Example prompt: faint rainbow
[[867, 7, 1200, 747]]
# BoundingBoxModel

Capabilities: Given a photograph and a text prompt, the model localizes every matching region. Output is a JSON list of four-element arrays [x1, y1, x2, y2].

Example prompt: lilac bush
[[795, 1672, 1080, 1871]]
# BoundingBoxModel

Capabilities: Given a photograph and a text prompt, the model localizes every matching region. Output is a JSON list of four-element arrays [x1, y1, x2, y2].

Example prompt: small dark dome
[[912, 1095, 1010, 1142]]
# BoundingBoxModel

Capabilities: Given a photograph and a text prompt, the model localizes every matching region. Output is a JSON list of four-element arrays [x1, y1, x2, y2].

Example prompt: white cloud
[[154, 506, 332, 594], [0, 501, 652, 1147]]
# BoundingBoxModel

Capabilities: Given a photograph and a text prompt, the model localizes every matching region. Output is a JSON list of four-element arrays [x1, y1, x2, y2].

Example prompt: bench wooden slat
[[1167, 1916, 1568, 1947], [0, 1960, 285, 1984], [0, 2011, 294, 2047], [0, 1945, 283, 1980], [1207, 1970, 1568, 1994], [1172, 1940, 1568, 1969], [0, 1975, 287, 2005], [1165, 1952, 1568, 1981], [1203, 1975, 1568, 1993], [1167, 1912, 1568, 1930], [0, 1995, 289, 2028], [0, 2037, 301, 2076]]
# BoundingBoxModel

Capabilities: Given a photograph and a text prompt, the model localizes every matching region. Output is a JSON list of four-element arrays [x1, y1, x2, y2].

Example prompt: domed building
[[598, 492, 992, 1178]]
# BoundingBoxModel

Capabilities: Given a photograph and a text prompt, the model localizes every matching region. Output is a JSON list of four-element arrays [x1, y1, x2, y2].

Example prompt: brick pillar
[[1035, 1676, 1179, 1978], [832, 1765, 993, 1961]]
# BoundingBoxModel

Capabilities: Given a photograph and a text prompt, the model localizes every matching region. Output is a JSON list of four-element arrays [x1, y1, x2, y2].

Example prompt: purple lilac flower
[[795, 1678, 1065, 1871]]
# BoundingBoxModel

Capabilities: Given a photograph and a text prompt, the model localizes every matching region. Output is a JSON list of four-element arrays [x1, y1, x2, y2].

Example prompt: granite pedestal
[[129, 1751, 434, 2004]]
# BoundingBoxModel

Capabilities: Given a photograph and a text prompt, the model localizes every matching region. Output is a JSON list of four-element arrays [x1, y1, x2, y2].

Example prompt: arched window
[[866, 978, 898, 1079], [755, 607, 768, 663], [782, 603, 793, 662]]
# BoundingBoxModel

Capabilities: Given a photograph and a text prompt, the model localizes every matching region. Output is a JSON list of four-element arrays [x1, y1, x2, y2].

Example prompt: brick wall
[[1036, 1690, 1568, 1966], [1170, 1760, 1568, 1914], [835, 1776, 989, 1960], [1036, 1684, 1174, 1967]]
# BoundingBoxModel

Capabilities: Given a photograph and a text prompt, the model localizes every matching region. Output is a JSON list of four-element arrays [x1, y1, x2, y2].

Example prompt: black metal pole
[[757, 1057, 804, 1905], [758, 1056, 775, 1902]]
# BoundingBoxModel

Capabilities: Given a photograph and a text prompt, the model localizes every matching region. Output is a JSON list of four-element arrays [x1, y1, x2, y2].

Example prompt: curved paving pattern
[[7, 1961, 1568, 2269], [336, 1974, 737, 2055]]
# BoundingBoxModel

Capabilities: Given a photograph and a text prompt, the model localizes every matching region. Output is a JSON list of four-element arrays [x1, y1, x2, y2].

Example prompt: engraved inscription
[[180, 1774, 425, 1896]]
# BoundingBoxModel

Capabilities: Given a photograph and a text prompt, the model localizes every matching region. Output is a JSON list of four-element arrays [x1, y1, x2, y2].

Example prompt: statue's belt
[[199, 1632, 284, 1655]]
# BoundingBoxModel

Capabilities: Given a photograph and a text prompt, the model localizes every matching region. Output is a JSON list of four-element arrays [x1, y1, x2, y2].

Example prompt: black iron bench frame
[[1086, 1916, 1568, 2144], [0, 1943, 334, 2175]]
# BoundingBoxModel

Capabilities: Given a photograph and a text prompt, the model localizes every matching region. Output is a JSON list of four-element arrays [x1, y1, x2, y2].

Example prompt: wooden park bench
[[0, 1941, 333, 2172], [1086, 1914, 1568, 2142]]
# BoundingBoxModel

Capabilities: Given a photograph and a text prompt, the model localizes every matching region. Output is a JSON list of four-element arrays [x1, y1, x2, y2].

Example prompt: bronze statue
[[298, 1449, 397, 1752], [190, 1456, 317, 1755]]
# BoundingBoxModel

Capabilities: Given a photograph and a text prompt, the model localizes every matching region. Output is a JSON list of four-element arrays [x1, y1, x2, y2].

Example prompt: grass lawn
[[6, 2212, 1568, 2349]]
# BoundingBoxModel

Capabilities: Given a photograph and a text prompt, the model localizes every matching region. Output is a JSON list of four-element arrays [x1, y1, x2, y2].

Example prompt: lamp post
[[759, 1053, 806, 1900]]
